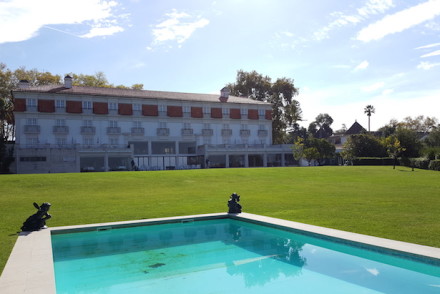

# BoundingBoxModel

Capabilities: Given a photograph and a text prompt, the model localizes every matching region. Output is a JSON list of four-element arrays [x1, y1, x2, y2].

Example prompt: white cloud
[[362, 81, 385, 92], [354, 60, 369, 71], [417, 61, 440, 69], [151, 9, 209, 47], [81, 26, 124, 38], [415, 42, 440, 49], [357, 0, 440, 42], [421, 49, 440, 58], [0, 0, 122, 43], [314, 0, 394, 40]]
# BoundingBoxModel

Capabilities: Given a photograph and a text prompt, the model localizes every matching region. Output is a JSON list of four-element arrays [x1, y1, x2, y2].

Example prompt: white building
[[12, 76, 296, 174]]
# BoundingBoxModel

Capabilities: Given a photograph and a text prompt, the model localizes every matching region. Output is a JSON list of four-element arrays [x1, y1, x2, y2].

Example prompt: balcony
[[202, 128, 213, 136], [107, 127, 121, 135], [258, 130, 268, 137], [80, 126, 96, 135], [221, 129, 232, 136], [181, 128, 193, 136], [52, 125, 69, 134], [131, 127, 145, 135], [240, 129, 251, 137], [24, 125, 40, 134], [157, 128, 169, 136]]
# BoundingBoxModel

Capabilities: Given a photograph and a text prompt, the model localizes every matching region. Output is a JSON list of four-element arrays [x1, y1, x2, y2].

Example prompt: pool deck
[[1, 212, 440, 293]]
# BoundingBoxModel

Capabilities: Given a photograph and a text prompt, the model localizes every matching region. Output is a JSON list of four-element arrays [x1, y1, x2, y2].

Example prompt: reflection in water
[[225, 223, 307, 287]]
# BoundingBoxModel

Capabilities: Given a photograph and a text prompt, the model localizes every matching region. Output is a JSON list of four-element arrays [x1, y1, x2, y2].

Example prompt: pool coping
[[1, 212, 440, 293]]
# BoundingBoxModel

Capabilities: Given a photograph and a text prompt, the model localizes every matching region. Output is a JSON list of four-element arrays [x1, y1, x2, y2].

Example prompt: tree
[[342, 134, 387, 158], [364, 105, 375, 132], [292, 136, 335, 166], [382, 135, 405, 169], [395, 127, 422, 158], [308, 113, 334, 138], [227, 70, 301, 144], [303, 147, 319, 166]]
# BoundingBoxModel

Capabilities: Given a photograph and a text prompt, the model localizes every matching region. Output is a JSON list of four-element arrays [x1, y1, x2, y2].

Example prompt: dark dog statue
[[21, 202, 52, 232], [228, 193, 242, 213]]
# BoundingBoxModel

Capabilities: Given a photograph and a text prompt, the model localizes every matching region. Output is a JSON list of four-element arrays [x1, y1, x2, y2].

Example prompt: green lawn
[[1, 166, 439, 274]]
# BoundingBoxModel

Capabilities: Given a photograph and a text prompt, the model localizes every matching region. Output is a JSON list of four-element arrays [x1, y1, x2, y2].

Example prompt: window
[[84, 120, 93, 127], [82, 101, 92, 109], [129, 141, 148, 155], [159, 105, 166, 112], [56, 100, 65, 108], [109, 102, 117, 110], [56, 119, 66, 126], [183, 106, 190, 113], [26, 137, 39, 145], [133, 104, 141, 111], [241, 108, 247, 116], [109, 137, 119, 145], [152, 141, 175, 154], [222, 108, 230, 116], [203, 106, 210, 114], [20, 156, 46, 162], [258, 109, 265, 116], [56, 137, 67, 146], [27, 98, 37, 107], [26, 118, 37, 125], [83, 137, 94, 146]]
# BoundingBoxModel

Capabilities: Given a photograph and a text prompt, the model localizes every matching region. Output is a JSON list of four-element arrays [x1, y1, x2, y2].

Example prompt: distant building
[[328, 121, 367, 153], [12, 77, 296, 173]]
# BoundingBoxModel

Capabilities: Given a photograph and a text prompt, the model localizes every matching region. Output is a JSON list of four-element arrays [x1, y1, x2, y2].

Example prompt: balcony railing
[[80, 126, 96, 135], [107, 127, 121, 135], [221, 129, 232, 136], [157, 128, 169, 136], [52, 125, 69, 134], [24, 125, 40, 134], [131, 127, 145, 135], [181, 128, 193, 136], [202, 129, 213, 136], [258, 130, 268, 137], [240, 129, 251, 137]]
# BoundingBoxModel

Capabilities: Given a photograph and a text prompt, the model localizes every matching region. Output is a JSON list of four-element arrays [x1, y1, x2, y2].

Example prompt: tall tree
[[227, 70, 301, 144], [364, 105, 375, 132], [309, 113, 334, 138]]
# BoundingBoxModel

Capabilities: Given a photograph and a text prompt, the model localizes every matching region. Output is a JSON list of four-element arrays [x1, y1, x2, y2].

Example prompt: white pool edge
[[1, 212, 439, 294]]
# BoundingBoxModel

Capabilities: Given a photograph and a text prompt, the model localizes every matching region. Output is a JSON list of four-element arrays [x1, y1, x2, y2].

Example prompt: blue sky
[[1, 0, 440, 131]]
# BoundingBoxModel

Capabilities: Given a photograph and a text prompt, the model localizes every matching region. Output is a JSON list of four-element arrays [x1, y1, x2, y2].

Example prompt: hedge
[[428, 160, 440, 171], [352, 157, 394, 166]]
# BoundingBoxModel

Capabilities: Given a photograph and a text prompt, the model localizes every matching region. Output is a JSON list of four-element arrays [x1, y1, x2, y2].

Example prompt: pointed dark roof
[[345, 121, 366, 135]]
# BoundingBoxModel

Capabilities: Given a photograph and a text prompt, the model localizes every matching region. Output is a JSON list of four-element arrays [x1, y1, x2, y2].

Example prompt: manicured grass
[[1, 166, 439, 274]]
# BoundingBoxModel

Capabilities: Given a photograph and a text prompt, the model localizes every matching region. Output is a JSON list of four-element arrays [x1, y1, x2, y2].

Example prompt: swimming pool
[[51, 216, 440, 294]]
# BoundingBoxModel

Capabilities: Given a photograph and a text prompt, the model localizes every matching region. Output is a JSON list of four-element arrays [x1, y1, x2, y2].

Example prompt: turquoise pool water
[[52, 219, 440, 293]]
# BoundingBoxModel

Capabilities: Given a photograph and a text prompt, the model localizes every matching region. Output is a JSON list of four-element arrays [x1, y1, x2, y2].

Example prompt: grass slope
[[1, 166, 439, 273]]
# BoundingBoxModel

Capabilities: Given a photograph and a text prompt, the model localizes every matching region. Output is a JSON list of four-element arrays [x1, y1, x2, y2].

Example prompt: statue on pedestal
[[228, 193, 242, 213], [21, 202, 52, 232]]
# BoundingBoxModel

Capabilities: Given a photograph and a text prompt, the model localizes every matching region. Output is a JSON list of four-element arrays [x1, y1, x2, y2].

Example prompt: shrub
[[410, 158, 430, 169], [428, 160, 440, 171]]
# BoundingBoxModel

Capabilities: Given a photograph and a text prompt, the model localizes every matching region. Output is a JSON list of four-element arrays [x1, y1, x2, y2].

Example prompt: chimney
[[64, 75, 72, 89], [219, 87, 230, 103], [18, 80, 30, 89]]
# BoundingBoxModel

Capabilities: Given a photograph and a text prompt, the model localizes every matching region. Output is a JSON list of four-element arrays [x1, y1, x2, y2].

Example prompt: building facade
[[12, 77, 296, 174]]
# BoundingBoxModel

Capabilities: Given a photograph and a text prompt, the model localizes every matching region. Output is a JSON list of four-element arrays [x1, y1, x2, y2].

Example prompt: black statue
[[21, 202, 52, 232], [228, 193, 242, 213]]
